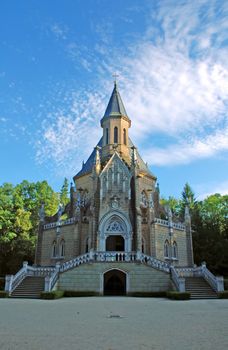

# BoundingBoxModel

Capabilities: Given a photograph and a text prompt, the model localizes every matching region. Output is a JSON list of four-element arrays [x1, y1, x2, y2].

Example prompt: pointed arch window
[[142, 238, 145, 254], [123, 128, 127, 145], [85, 237, 89, 253], [60, 239, 65, 257], [164, 240, 169, 258], [173, 241, 178, 259], [106, 128, 109, 145], [52, 241, 57, 258], [114, 127, 118, 143]]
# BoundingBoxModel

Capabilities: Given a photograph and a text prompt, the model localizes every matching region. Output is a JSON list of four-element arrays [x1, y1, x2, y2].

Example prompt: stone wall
[[40, 224, 79, 266], [58, 262, 171, 294], [154, 224, 188, 266]]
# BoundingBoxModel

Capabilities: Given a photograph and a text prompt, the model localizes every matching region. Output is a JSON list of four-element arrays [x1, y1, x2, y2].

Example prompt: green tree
[[0, 180, 59, 275], [60, 178, 69, 206]]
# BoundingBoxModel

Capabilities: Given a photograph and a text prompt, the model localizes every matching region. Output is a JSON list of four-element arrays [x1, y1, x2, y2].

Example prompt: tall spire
[[101, 81, 130, 125]]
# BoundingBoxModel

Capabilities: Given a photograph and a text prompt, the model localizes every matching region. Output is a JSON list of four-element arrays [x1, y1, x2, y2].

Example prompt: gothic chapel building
[[6, 82, 224, 297]]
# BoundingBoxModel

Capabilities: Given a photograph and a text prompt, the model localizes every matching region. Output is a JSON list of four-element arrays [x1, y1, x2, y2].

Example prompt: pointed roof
[[101, 82, 130, 125], [73, 136, 156, 180]]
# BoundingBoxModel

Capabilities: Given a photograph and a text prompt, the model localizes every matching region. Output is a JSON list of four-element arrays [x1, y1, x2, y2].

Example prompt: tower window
[[123, 128, 127, 145], [60, 239, 65, 257], [164, 240, 169, 258], [173, 241, 178, 259], [114, 127, 118, 143], [52, 241, 57, 258], [106, 128, 109, 145]]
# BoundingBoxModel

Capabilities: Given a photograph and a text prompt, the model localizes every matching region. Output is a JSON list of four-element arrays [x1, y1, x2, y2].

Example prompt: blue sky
[[0, 0, 228, 199]]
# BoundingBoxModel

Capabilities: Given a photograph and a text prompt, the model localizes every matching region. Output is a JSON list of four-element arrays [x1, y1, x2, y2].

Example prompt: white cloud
[[35, 0, 228, 175], [142, 126, 228, 166], [50, 23, 68, 40], [197, 180, 228, 200]]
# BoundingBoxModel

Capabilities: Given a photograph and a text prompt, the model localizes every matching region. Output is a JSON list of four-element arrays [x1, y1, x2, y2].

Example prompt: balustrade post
[[89, 250, 94, 261], [45, 276, 51, 292], [216, 276, 224, 292], [55, 262, 61, 272], [179, 278, 186, 292], [23, 261, 28, 271], [5, 275, 13, 292]]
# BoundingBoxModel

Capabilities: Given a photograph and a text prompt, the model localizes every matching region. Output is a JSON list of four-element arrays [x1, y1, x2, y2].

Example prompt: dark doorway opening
[[104, 269, 126, 296], [106, 235, 125, 251]]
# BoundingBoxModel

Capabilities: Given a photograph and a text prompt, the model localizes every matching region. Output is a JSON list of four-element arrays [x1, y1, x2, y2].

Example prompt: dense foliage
[[161, 184, 228, 276], [0, 180, 69, 275], [0, 180, 227, 277]]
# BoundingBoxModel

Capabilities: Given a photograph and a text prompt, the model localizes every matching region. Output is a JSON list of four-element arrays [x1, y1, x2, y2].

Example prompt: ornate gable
[[99, 152, 131, 203]]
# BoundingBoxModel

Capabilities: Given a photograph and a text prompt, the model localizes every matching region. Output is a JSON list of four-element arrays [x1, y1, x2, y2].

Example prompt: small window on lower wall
[[173, 241, 178, 259], [52, 241, 57, 258], [60, 239, 65, 257], [85, 237, 89, 253], [164, 240, 169, 258]]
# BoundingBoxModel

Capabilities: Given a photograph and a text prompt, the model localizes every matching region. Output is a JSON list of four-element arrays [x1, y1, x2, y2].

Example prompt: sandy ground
[[0, 297, 227, 350]]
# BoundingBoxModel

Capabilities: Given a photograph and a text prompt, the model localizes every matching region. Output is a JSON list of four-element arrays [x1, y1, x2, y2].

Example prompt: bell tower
[[100, 81, 131, 164]]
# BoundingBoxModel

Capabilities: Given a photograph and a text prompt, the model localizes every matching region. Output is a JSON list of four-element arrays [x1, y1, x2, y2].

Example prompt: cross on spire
[[112, 72, 119, 85]]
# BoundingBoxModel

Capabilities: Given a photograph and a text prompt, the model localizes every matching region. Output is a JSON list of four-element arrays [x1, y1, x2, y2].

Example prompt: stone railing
[[44, 263, 60, 292], [154, 218, 169, 226], [136, 252, 170, 273], [154, 218, 185, 230], [170, 266, 185, 292], [173, 222, 185, 230], [94, 251, 137, 263], [5, 261, 56, 294], [60, 252, 91, 272], [60, 251, 170, 273], [175, 263, 224, 292], [44, 217, 76, 230]]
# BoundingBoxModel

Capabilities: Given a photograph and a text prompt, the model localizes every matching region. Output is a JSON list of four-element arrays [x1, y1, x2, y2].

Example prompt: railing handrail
[[170, 266, 185, 292]]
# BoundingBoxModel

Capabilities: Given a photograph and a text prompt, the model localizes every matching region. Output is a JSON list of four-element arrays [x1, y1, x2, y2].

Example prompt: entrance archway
[[106, 235, 125, 251], [103, 269, 126, 296]]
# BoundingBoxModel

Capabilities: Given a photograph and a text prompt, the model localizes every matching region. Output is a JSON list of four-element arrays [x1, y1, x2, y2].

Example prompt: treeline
[[161, 184, 228, 276], [0, 181, 227, 277], [0, 179, 69, 275]]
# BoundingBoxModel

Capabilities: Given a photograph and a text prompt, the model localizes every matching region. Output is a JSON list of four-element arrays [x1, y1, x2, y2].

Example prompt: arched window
[[114, 127, 118, 143], [164, 240, 169, 258], [60, 239, 65, 257], [173, 241, 178, 259], [85, 237, 89, 253], [142, 238, 145, 254], [106, 128, 109, 145], [52, 241, 57, 258], [123, 128, 127, 145]]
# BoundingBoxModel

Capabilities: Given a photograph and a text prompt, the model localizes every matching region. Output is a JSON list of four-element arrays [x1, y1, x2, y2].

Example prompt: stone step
[[185, 277, 218, 299], [11, 276, 45, 299]]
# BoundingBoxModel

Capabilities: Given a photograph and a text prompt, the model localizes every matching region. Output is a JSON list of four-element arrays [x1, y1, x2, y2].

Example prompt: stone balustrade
[[44, 217, 76, 230]]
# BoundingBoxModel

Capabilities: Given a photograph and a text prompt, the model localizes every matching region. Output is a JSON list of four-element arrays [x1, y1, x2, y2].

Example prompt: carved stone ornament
[[106, 220, 124, 233], [110, 195, 119, 209]]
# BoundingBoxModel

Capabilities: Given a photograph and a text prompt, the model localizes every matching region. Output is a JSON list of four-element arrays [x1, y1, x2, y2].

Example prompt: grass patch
[[40, 291, 64, 300], [167, 291, 190, 300], [218, 291, 228, 299], [128, 291, 167, 298], [0, 291, 9, 298], [64, 291, 99, 297]]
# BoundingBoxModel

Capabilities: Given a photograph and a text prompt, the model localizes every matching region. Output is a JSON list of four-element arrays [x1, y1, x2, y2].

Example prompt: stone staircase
[[11, 276, 45, 299], [185, 277, 218, 299]]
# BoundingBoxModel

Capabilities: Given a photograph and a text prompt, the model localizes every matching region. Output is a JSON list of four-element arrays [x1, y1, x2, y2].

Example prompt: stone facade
[[35, 82, 194, 294]]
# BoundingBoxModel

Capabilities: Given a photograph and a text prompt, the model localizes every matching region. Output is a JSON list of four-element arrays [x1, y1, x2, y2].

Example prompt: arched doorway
[[106, 235, 125, 251], [103, 269, 126, 296]]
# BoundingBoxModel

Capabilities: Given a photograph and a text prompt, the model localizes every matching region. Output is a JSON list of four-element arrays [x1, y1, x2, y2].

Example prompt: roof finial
[[112, 72, 119, 87]]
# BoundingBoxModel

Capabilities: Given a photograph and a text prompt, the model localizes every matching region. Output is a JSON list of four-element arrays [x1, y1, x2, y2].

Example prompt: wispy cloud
[[142, 126, 228, 166], [50, 23, 68, 40], [35, 0, 228, 176], [197, 180, 228, 199]]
